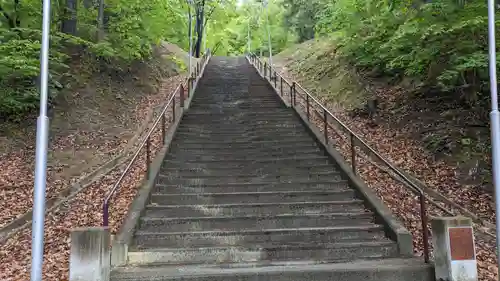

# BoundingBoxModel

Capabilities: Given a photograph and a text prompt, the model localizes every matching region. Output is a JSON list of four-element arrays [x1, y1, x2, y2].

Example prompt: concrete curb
[[247, 57, 414, 257]]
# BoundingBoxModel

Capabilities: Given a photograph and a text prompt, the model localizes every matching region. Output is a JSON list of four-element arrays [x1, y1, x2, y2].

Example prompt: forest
[[2, 0, 495, 119]]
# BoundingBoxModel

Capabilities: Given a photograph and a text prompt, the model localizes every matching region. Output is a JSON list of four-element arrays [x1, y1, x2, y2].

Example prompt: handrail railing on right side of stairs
[[246, 52, 430, 264]]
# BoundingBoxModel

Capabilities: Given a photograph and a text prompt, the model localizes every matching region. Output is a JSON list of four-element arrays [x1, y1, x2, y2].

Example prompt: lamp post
[[487, 0, 500, 278], [30, 0, 51, 278], [263, 0, 272, 66], [187, 0, 193, 76]]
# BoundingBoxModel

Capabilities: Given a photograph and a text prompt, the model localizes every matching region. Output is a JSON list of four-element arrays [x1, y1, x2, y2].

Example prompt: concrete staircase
[[111, 57, 434, 281]]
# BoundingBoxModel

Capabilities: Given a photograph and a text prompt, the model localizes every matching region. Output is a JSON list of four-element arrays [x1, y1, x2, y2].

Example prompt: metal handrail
[[247, 52, 430, 263], [102, 50, 211, 227]]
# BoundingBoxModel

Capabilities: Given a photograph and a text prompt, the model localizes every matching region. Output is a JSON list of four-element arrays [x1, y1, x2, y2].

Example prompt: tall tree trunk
[[194, 1, 204, 58]]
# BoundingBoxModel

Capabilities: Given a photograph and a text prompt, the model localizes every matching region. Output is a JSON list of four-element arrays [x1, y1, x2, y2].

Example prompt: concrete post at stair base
[[111, 240, 128, 267], [70, 226, 110, 281], [431, 216, 477, 281]]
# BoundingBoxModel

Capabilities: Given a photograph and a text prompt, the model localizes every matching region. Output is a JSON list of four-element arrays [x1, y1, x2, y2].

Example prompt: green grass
[[276, 38, 369, 110]]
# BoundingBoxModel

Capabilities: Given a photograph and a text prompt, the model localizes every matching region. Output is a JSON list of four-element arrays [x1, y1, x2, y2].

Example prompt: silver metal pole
[[188, 11, 192, 76], [264, 0, 272, 66], [30, 0, 51, 277], [487, 0, 500, 277]]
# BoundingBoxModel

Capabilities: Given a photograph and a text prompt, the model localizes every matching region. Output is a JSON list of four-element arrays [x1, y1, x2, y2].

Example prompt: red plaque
[[448, 227, 475, 261]]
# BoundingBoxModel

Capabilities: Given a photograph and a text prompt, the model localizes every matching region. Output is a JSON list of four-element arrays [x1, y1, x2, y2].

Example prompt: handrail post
[[306, 94, 310, 120], [274, 71, 277, 88], [420, 196, 430, 263], [280, 77, 283, 96], [146, 137, 151, 180], [264, 62, 267, 77], [350, 133, 356, 175], [324, 108, 328, 144], [187, 78, 191, 99], [292, 82, 296, 106], [102, 203, 108, 227], [172, 96, 176, 122], [161, 112, 166, 144], [180, 84, 185, 108]]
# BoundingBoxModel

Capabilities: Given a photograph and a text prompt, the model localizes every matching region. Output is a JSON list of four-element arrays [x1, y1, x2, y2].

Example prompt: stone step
[[181, 114, 297, 122], [127, 241, 398, 266], [191, 96, 280, 101], [157, 171, 340, 182], [179, 119, 302, 127], [173, 130, 311, 140], [162, 147, 324, 160], [185, 110, 293, 116], [158, 170, 337, 180], [159, 164, 336, 176], [164, 150, 325, 162], [138, 213, 375, 233], [143, 200, 366, 218], [163, 158, 331, 169], [174, 136, 314, 145], [149, 190, 354, 205], [176, 122, 305, 131], [163, 155, 330, 166], [169, 139, 318, 149], [133, 225, 387, 249], [178, 121, 303, 128], [175, 126, 304, 134], [166, 145, 321, 156], [111, 258, 434, 281], [174, 127, 308, 136], [157, 175, 343, 186], [153, 181, 349, 194], [188, 103, 285, 109]]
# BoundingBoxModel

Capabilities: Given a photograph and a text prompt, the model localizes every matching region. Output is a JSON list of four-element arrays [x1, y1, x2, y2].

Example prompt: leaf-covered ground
[[273, 48, 498, 280], [0, 75, 183, 281]]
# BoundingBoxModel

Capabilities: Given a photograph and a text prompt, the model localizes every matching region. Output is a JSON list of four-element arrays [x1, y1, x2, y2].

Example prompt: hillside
[[273, 39, 496, 280], [0, 41, 189, 230]]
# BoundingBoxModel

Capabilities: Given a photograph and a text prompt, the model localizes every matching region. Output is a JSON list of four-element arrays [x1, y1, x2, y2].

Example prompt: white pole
[[30, 0, 51, 277], [487, 0, 500, 277], [264, 0, 272, 66], [261, 0, 272, 66], [188, 12, 192, 76]]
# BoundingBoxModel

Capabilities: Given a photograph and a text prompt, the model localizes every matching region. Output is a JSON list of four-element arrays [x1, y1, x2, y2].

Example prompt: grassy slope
[[275, 39, 491, 190]]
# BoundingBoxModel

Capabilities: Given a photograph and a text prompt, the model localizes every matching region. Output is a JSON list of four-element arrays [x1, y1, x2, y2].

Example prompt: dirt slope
[[0, 41, 186, 229]]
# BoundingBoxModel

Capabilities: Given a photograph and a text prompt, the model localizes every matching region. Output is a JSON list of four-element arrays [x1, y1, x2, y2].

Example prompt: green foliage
[[205, 0, 296, 56], [312, 0, 499, 104], [0, 0, 190, 120]]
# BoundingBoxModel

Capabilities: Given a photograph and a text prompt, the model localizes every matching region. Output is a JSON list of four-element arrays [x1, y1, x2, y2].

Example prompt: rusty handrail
[[247, 52, 430, 263], [102, 49, 211, 227]]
